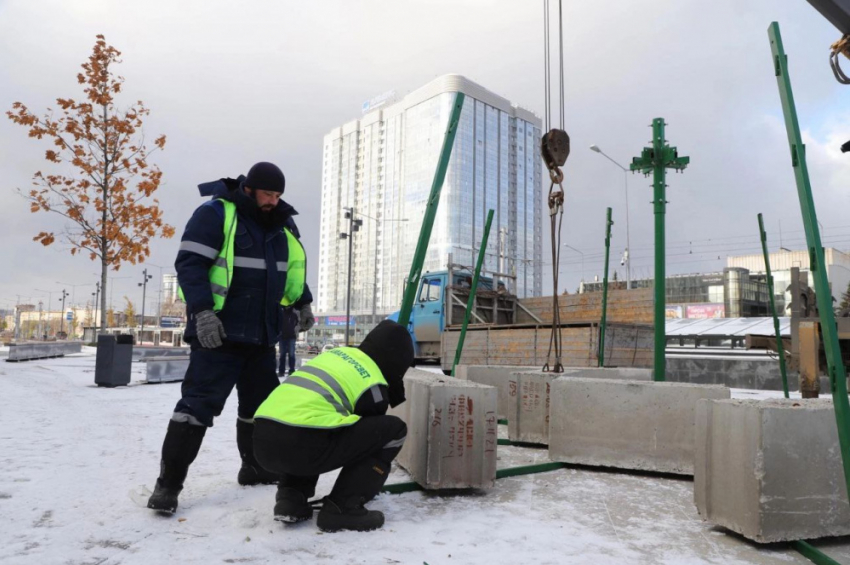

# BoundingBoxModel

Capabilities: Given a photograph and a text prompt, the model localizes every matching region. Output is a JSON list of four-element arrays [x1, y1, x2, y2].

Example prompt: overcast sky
[[1, 0, 849, 313]]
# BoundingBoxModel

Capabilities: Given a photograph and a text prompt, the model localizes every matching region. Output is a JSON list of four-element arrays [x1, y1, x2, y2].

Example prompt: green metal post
[[631, 119, 689, 381], [768, 21, 850, 504], [451, 209, 494, 377], [397, 93, 466, 327], [758, 213, 790, 398], [598, 207, 613, 367]]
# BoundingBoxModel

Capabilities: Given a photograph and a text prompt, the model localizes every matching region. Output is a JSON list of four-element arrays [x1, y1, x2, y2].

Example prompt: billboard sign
[[324, 316, 353, 327], [160, 316, 184, 328], [665, 305, 684, 319], [686, 303, 725, 319], [361, 90, 396, 115]]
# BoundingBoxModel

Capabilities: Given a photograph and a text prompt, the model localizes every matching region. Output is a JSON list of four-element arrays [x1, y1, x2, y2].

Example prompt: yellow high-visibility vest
[[255, 347, 387, 429]]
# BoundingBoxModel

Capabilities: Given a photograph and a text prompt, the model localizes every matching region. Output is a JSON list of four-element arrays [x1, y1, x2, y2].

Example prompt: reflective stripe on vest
[[178, 199, 305, 311], [254, 347, 387, 429]]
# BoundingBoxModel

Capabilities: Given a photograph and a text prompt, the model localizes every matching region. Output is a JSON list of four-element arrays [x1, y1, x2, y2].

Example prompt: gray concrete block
[[459, 365, 653, 422], [507, 368, 654, 445], [145, 356, 190, 383], [6, 341, 82, 362], [694, 398, 850, 543], [549, 378, 729, 475], [133, 346, 190, 362], [507, 371, 556, 445], [390, 368, 498, 490]]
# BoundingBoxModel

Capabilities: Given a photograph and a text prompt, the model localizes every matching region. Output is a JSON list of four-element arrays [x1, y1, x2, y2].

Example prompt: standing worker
[[278, 306, 299, 376], [147, 162, 315, 514], [253, 320, 413, 532]]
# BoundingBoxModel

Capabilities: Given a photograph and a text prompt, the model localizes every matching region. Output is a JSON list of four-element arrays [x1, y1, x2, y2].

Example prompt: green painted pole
[[758, 213, 790, 398], [397, 93, 465, 327], [630, 119, 689, 381], [792, 541, 843, 565], [768, 21, 850, 505], [451, 209, 494, 377], [599, 207, 613, 367]]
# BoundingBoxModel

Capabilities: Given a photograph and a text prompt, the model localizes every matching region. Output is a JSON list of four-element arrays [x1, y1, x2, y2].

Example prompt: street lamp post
[[563, 244, 585, 291], [339, 207, 362, 346], [59, 289, 69, 336], [34, 289, 54, 336], [138, 268, 153, 344], [91, 282, 101, 335], [590, 144, 631, 289]]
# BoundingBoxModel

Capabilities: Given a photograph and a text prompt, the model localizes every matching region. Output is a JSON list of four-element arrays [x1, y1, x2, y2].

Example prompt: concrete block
[[549, 378, 729, 475], [133, 346, 190, 362], [459, 365, 526, 419], [145, 356, 190, 383], [694, 398, 850, 543], [6, 341, 82, 362], [459, 365, 652, 422], [507, 368, 655, 445], [390, 368, 498, 490]]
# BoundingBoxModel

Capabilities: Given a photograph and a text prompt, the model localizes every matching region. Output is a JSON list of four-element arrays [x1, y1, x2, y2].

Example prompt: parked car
[[307, 344, 320, 355], [321, 344, 335, 352]]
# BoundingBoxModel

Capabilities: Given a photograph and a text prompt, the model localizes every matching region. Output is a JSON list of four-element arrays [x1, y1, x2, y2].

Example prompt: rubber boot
[[147, 420, 207, 514], [273, 487, 313, 523], [317, 458, 390, 532], [236, 419, 280, 486], [316, 496, 384, 532]]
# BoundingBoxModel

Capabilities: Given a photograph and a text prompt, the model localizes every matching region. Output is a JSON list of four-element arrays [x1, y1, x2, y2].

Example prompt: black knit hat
[[359, 320, 414, 407], [244, 162, 285, 194]]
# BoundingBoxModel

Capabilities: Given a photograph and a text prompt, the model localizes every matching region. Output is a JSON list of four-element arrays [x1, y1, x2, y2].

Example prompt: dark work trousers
[[174, 341, 279, 427], [253, 415, 407, 502], [278, 338, 296, 375]]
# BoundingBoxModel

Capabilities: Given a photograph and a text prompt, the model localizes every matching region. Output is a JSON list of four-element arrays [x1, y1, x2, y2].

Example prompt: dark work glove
[[195, 310, 226, 349], [387, 380, 406, 408], [298, 303, 315, 332]]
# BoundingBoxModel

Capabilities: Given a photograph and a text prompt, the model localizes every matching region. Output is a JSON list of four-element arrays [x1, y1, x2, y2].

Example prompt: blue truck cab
[[388, 270, 495, 362]]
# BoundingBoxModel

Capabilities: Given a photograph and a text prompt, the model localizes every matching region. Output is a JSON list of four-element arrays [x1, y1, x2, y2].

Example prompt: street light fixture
[[590, 144, 631, 290], [91, 281, 101, 335], [138, 268, 154, 344], [339, 208, 363, 346]]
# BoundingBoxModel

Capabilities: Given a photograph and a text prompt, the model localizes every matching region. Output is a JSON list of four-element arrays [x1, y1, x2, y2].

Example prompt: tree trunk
[[100, 258, 108, 335]]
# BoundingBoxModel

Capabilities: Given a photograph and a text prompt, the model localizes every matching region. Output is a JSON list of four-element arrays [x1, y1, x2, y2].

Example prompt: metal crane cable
[[541, 0, 569, 373]]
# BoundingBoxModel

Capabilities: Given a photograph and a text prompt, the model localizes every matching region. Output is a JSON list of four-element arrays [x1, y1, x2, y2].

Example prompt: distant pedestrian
[[278, 306, 299, 376]]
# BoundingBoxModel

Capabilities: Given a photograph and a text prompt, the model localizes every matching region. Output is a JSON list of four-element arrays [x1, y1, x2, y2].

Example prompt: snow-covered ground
[[1, 352, 847, 564]]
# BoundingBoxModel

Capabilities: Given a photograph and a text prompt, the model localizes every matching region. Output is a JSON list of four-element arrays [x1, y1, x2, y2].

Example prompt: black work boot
[[236, 419, 280, 486], [316, 496, 385, 532], [273, 487, 313, 523], [147, 419, 207, 514]]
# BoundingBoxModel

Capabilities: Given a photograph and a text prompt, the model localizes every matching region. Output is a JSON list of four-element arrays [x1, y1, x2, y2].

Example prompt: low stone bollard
[[145, 356, 190, 383], [548, 377, 729, 475], [390, 368, 498, 490], [6, 341, 82, 362], [694, 398, 850, 543]]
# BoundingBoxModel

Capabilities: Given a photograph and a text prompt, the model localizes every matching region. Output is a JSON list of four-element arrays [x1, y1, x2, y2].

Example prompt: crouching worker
[[253, 320, 413, 532]]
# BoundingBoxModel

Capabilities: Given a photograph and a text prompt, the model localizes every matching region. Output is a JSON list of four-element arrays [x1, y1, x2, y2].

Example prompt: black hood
[[358, 320, 414, 407], [196, 176, 297, 232]]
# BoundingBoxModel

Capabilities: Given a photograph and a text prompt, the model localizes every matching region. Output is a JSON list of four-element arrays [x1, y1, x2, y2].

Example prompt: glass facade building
[[316, 75, 542, 334]]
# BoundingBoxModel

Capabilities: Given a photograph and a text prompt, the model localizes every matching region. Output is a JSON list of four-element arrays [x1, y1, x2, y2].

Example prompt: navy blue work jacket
[[176, 180, 312, 347]]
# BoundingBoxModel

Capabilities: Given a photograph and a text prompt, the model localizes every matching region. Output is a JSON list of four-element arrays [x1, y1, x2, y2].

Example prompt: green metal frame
[[451, 209, 494, 377], [630, 119, 689, 381], [792, 541, 843, 565], [397, 93, 466, 327], [758, 213, 790, 398], [768, 20, 850, 506], [599, 207, 613, 367]]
